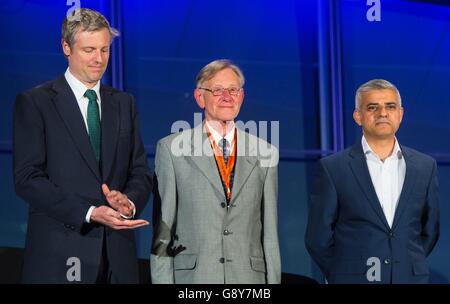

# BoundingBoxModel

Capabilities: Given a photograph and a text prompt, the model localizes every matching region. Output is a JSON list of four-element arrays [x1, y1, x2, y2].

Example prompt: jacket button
[[388, 232, 394, 238], [384, 259, 391, 265], [219, 257, 225, 263], [223, 229, 230, 235], [220, 202, 226, 208]]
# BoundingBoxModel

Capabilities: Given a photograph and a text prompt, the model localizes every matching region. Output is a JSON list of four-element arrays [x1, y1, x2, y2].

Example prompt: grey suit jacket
[[150, 123, 281, 284]]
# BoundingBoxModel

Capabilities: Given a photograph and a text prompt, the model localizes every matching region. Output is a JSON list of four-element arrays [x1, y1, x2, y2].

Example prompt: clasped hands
[[90, 184, 149, 230]]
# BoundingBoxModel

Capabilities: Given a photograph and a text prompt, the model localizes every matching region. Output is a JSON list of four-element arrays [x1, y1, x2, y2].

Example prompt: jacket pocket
[[174, 254, 197, 270], [412, 261, 429, 276], [250, 256, 267, 273]]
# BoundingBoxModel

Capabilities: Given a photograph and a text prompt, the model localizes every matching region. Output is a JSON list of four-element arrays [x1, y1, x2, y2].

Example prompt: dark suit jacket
[[305, 142, 439, 284], [13, 76, 152, 283]]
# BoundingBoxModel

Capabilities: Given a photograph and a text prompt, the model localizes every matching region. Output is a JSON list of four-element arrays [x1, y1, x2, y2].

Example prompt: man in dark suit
[[13, 8, 151, 283], [305, 79, 439, 284]]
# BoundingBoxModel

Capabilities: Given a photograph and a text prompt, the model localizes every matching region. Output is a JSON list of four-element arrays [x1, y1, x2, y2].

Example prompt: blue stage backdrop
[[1, 0, 449, 283]]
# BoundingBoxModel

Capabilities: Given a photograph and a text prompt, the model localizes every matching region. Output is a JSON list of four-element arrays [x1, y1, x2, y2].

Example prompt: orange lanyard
[[206, 126, 237, 200]]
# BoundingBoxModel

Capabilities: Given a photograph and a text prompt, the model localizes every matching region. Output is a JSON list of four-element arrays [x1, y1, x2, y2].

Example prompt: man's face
[[194, 68, 244, 123], [353, 89, 404, 140], [62, 28, 111, 88]]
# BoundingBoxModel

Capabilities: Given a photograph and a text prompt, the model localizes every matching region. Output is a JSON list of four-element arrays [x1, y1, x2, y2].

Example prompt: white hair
[[355, 79, 402, 109]]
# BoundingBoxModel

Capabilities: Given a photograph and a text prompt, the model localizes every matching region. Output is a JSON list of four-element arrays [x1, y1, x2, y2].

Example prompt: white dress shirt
[[205, 120, 236, 153], [362, 136, 406, 228], [64, 68, 102, 129], [64, 68, 135, 223]]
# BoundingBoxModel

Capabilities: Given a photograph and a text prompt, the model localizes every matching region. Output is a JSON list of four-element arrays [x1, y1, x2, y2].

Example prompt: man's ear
[[353, 109, 362, 126], [399, 106, 404, 123], [239, 89, 245, 106], [62, 39, 71, 57], [194, 88, 205, 109]]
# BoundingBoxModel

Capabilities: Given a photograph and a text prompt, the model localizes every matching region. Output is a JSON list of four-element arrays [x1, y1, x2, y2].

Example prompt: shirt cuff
[[120, 199, 136, 219], [85, 205, 96, 223]]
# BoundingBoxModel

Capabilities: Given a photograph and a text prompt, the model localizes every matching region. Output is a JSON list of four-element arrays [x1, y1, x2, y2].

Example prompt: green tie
[[84, 89, 101, 162]]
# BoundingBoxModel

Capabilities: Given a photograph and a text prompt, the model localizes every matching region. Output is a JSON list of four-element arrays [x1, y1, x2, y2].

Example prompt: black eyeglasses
[[199, 86, 242, 96]]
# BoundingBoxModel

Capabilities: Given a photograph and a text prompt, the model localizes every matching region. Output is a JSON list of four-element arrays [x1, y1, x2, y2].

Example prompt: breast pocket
[[412, 260, 430, 276], [174, 253, 198, 271], [250, 256, 267, 273]]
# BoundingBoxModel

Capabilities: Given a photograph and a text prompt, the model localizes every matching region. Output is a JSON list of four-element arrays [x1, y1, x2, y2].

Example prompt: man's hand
[[102, 184, 133, 217], [90, 205, 149, 230]]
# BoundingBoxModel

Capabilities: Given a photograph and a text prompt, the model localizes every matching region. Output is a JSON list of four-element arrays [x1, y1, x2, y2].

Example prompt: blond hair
[[62, 8, 119, 48]]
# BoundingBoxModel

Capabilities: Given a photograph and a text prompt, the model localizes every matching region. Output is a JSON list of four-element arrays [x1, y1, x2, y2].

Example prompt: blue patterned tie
[[220, 138, 230, 164], [84, 89, 101, 162]]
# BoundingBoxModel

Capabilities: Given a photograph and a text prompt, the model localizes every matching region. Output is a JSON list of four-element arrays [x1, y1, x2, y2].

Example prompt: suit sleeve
[[421, 160, 440, 256], [150, 140, 177, 284], [305, 159, 338, 279], [13, 92, 90, 231], [122, 96, 152, 216], [262, 147, 281, 284]]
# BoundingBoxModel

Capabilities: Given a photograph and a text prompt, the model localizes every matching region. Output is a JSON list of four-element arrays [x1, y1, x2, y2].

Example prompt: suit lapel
[[189, 124, 224, 195], [348, 143, 390, 230], [391, 147, 418, 230], [230, 129, 258, 204], [51, 76, 101, 181], [100, 86, 119, 181]]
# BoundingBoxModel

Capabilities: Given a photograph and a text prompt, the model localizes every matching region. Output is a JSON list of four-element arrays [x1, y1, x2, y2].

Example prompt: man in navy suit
[[305, 79, 439, 284], [13, 8, 151, 283]]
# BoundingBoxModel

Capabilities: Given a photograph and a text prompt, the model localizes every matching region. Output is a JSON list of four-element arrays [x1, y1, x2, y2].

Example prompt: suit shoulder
[[319, 146, 353, 166], [402, 146, 436, 165], [241, 129, 278, 154], [244, 130, 272, 146], [157, 128, 194, 146], [16, 79, 58, 102], [103, 85, 134, 100], [102, 84, 124, 94], [241, 130, 279, 168]]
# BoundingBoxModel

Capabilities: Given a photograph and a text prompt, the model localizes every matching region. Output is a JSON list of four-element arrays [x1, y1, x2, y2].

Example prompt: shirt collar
[[205, 120, 236, 146], [64, 67, 101, 102], [361, 135, 403, 160]]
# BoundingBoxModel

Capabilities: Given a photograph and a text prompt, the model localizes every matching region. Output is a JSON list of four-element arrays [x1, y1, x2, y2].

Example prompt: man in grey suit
[[150, 59, 281, 284]]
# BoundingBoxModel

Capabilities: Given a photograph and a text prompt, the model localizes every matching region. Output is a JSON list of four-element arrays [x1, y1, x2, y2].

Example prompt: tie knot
[[84, 89, 97, 102]]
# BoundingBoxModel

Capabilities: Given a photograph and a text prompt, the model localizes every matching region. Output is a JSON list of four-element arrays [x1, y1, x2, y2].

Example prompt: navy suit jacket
[[13, 76, 152, 283], [305, 142, 439, 284]]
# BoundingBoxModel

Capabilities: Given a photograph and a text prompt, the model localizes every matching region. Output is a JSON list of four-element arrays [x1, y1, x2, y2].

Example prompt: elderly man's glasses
[[199, 86, 242, 96]]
